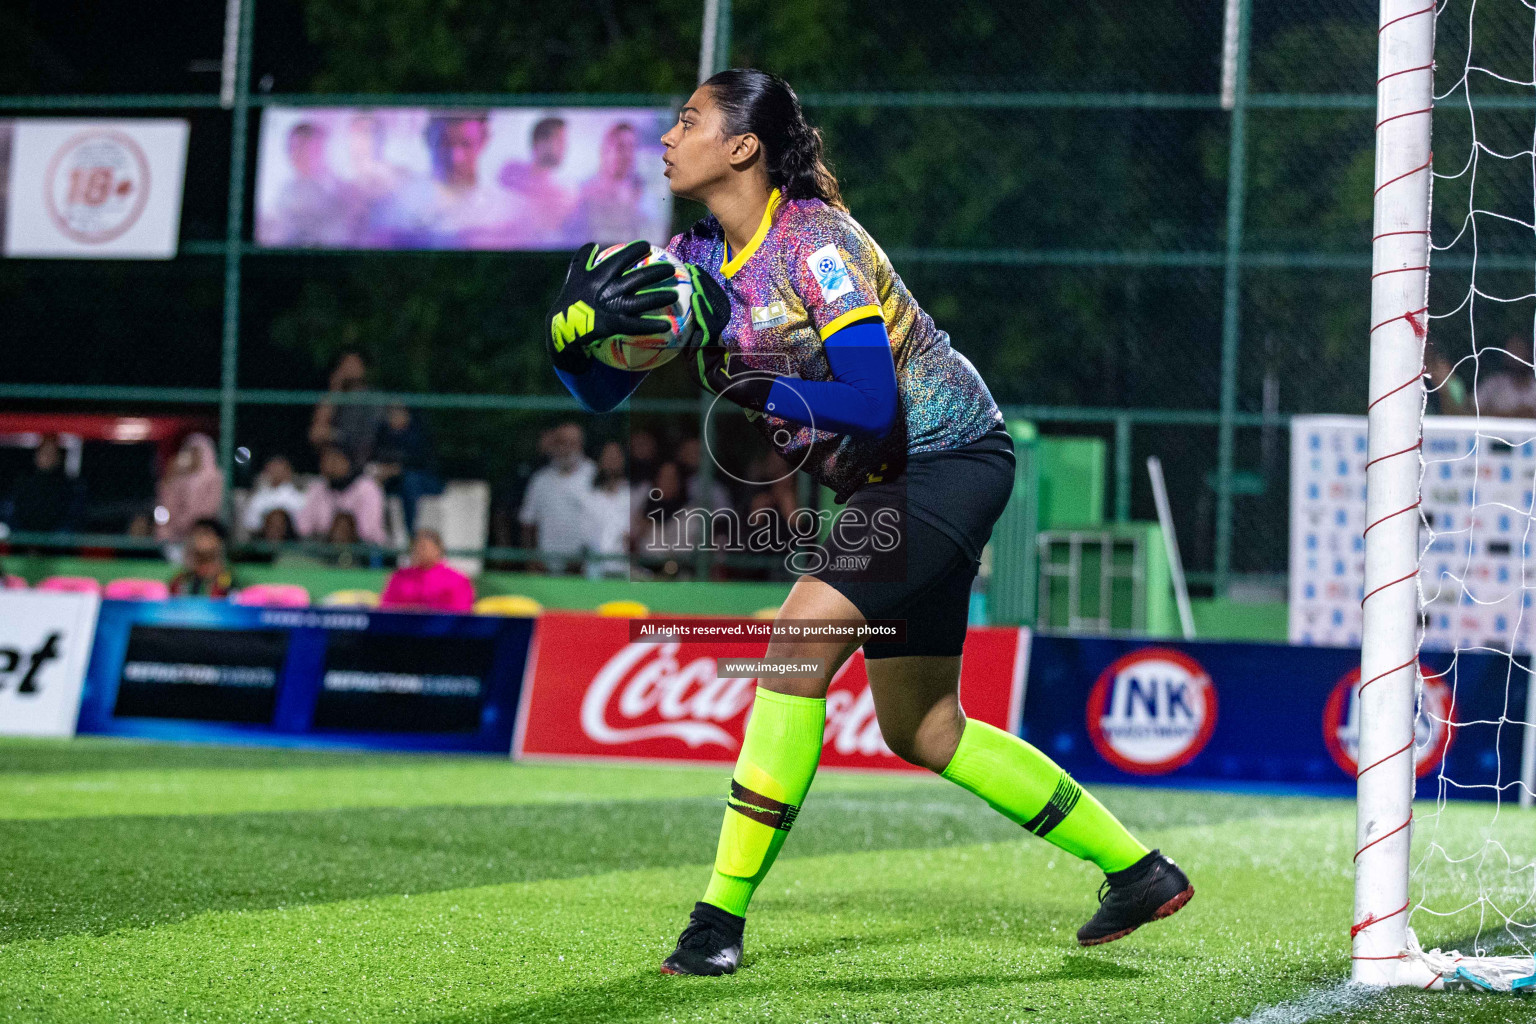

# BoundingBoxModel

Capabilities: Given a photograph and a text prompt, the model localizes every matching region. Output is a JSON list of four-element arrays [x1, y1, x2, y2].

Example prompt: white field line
[[1222, 981, 1380, 1024]]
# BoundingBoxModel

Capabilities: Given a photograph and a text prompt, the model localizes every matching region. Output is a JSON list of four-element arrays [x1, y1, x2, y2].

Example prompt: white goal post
[[1358, 1, 1536, 993], [1356, 0, 1436, 988]]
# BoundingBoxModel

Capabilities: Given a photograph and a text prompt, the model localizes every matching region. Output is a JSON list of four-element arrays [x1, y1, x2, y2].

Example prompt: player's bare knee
[[878, 728, 946, 773], [912, 706, 966, 773], [870, 703, 958, 772]]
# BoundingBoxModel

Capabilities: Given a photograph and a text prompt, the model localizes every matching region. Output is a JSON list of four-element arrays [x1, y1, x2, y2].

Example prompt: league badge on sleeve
[[807, 244, 855, 303]]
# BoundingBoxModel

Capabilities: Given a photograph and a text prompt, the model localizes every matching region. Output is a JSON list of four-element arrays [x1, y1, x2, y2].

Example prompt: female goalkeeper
[[543, 68, 1193, 976]]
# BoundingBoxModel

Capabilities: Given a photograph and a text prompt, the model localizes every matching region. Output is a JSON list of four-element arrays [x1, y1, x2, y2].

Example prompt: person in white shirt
[[582, 442, 632, 579], [519, 422, 595, 574], [242, 455, 307, 535], [1475, 333, 1536, 418]]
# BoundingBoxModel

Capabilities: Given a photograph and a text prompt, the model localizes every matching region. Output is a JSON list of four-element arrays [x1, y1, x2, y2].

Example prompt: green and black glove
[[686, 264, 779, 417], [545, 240, 679, 374]]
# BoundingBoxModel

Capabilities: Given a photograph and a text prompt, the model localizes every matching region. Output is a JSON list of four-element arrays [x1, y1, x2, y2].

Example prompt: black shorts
[[811, 422, 1015, 659]]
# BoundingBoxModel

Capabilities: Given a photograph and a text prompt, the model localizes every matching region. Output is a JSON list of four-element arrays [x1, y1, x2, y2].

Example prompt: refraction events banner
[[0, 591, 101, 737], [4, 119, 188, 258], [77, 599, 532, 752], [255, 106, 673, 251], [514, 611, 1029, 772]]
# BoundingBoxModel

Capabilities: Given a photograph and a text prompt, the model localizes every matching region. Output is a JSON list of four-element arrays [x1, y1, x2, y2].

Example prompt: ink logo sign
[[1087, 647, 1218, 775], [1323, 665, 1454, 778]]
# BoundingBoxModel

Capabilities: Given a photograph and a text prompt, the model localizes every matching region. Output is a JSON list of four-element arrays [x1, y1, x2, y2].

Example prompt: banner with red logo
[[513, 612, 1029, 772], [1024, 635, 1516, 798], [1322, 664, 1454, 779], [1085, 647, 1218, 776], [4, 119, 189, 259]]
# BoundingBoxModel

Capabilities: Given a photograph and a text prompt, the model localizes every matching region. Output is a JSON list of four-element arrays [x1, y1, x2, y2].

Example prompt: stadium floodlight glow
[[1359, 0, 1536, 992]]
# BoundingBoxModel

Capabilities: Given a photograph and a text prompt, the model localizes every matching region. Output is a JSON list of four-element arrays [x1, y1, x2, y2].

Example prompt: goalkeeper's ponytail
[[705, 68, 845, 211]]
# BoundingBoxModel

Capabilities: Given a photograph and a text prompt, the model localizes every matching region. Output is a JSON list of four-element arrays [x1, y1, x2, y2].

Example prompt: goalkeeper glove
[[686, 264, 779, 418], [545, 240, 679, 374]]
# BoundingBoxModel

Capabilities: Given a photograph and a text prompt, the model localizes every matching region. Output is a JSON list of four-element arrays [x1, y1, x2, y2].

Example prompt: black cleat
[[1077, 849, 1193, 947], [660, 901, 746, 976]]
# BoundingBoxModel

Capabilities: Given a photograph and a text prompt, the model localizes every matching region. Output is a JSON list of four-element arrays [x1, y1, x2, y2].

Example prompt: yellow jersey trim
[[720, 188, 783, 278], [819, 304, 885, 340]]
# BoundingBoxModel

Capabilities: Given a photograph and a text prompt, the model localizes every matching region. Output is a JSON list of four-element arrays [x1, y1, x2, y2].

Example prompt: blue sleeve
[[554, 362, 650, 414], [762, 318, 897, 437]]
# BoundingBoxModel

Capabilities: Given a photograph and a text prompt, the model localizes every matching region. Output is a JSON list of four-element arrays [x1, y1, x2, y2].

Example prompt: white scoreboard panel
[[1289, 414, 1536, 653]]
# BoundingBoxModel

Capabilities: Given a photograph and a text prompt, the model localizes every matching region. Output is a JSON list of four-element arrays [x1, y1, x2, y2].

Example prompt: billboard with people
[[254, 106, 674, 251]]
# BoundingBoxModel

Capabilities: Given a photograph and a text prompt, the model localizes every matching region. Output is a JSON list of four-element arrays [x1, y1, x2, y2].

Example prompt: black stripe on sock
[[726, 780, 799, 831], [730, 780, 790, 814], [1022, 774, 1083, 839]]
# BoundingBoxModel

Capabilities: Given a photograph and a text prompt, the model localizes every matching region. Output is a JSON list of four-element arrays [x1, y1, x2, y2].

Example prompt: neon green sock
[[701, 688, 825, 917], [941, 718, 1148, 873]]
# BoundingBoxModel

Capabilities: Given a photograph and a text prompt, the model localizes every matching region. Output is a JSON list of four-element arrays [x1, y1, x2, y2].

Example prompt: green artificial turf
[[0, 736, 1531, 1023]]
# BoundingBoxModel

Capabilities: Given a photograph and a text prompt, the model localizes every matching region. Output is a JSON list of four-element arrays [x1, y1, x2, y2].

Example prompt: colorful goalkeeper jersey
[[667, 190, 1004, 499]]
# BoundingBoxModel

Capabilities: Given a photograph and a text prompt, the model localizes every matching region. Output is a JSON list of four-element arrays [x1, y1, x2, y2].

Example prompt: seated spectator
[[273, 511, 379, 569], [627, 429, 659, 486], [1424, 342, 1469, 416], [634, 461, 691, 576], [308, 348, 385, 469], [120, 507, 162, 561], [372, 405, 442, 534], [8, 435, 82, 534], [325, 511, 371, 568], [156, 434, 224, 546], [242, 455, 307, 534], [519, 421, 595, 574], [380, 528, 473, 612], [676, 436, 732, 513], [296, 445, 387, 545], [582, 441, 631, 579], [1475, 333, 1536, 418], [261, 507, 297, 543], [743, 458, 802, 546], [243, 507, 297, 565], [168, 518, 237, 597]]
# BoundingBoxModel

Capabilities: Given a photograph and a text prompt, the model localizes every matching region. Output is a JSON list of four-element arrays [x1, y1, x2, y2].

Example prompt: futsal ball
[[589, 243, 695, 372]]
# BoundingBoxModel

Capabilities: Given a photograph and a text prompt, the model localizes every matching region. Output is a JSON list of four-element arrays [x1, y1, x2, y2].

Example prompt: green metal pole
[[716, 0, 732, 74], [1114, 414, 1132, 523], [219, 0, 256, 516], [1214, 0, 1252, 594], [691, 0, 733, 580]]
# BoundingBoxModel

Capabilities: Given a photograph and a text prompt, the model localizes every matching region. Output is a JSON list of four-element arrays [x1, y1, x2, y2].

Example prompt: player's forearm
[[763, 319, 897, 437]]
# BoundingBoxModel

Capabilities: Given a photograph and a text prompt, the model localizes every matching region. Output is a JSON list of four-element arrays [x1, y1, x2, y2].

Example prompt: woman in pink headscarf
[[380, 528, 474, 613], [155, 433, 225, 543]]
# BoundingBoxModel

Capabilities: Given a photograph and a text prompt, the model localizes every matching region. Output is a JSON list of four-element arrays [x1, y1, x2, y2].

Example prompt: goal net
[[1359, 0, 1536, 991]]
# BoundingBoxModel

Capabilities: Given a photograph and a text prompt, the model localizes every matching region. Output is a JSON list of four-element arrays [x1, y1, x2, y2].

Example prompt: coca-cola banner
[[514, 612, 1030, 771]]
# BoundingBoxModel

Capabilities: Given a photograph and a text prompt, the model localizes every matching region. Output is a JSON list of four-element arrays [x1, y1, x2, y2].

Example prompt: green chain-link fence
[[0, 0, 1427, 589]]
